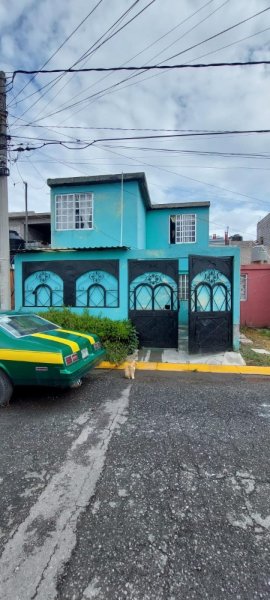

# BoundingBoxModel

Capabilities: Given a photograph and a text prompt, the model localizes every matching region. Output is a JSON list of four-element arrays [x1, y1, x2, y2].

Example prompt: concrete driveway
[[1, 370, 270, 599]]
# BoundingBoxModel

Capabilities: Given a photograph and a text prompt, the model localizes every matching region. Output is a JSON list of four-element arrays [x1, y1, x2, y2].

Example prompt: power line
[[28, 0, 156, 126], [10, 0, 146, 124], [8, 0, 105, 107], [28, 3, 270, 123], [98, 24, 270, 104], [43, 0, 217, 126], [75, 0, 230, 114], [19, 0, 155, 126], [9, 129, 270, 146], [160, 4, 270, 65], [95, 142, 270, 209], [11, 59, 270, 77], [12, 152, 260, 238]]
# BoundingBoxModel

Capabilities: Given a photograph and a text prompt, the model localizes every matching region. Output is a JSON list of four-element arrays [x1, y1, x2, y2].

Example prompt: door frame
[[128, 259, 179, 348]]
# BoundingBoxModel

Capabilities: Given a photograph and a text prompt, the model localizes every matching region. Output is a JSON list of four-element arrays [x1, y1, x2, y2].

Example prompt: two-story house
[[14, 173, 240, 352]]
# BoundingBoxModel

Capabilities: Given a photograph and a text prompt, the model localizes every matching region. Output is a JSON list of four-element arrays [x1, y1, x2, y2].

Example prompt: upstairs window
[[170, 214, 196, 244], [55, 193, 93, 230]]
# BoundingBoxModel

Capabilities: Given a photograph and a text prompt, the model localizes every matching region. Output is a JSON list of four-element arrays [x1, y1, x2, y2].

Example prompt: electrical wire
[[15, 0, 155, 127], [37, 0, 216, 125], [10, 0, 145, 124], [12, 59, 270, 77], [8, 0, 105, 108], [11, 153, 258, 239], [90, 25, 270, 103], [95, 142, 270, 209], [70, 0, 230, 114], [27, 4, 270, 123], [8, 129, 270, 150]]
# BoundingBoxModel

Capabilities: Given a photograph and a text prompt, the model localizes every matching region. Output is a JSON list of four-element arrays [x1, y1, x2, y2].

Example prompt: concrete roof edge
[[150, 201, 210, 210], [47, 172, 151, 209], [9, 212, 50, 218]]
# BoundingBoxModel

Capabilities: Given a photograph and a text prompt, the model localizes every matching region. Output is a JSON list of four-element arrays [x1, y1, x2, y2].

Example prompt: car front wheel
[[0, 370, 13, 407]]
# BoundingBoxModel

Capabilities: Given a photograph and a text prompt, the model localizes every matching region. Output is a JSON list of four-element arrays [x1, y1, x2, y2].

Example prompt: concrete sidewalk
[[97, 340, 270, 376], [97, 358, 270, 376], [137, 347, 245, 366], [97, 329, 270, 375]]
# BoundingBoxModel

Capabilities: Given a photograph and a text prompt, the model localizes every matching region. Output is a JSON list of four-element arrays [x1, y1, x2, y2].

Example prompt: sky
[[2, 0, 270, 240]]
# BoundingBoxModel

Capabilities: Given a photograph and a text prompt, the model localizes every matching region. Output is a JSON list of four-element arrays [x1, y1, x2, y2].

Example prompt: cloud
[[5, 0, 270, 239]]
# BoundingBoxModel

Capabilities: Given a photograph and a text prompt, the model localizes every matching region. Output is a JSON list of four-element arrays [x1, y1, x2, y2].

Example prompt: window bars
[[55, 193, 93, 230]]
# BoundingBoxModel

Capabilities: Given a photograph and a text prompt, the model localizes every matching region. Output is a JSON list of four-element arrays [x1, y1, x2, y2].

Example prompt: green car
[[0, 312, 106, 406]]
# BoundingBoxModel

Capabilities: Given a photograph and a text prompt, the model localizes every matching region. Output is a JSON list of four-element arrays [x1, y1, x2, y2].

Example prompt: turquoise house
[[15, 173, 240, 352]]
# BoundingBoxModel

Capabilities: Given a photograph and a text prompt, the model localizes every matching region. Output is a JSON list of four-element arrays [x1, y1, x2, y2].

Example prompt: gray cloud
[[5, 0, 270, 239]]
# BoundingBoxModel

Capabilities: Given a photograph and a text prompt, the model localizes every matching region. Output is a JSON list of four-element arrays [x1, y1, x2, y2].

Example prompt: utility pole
[[0, 71, 11, 310], [24, 181, 28, 245]]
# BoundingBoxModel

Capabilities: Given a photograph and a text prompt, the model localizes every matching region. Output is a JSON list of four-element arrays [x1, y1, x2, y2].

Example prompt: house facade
[[9, 211, 51, 247], [14, 173, 240, 352], [257, 213, 270, 246]]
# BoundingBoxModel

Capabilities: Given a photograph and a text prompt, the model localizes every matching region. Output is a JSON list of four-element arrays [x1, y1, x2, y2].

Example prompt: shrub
[[40, 308, 138, 364]]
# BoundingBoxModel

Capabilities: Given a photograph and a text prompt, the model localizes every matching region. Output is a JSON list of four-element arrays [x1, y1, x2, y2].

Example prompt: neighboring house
[[240, 245, 270, 327], [14, 173, 240, 352], [209, 234, 268, 266], [241, 265, 270, 327], [257, 213, 270, 246], [9, 211, 51, 247]]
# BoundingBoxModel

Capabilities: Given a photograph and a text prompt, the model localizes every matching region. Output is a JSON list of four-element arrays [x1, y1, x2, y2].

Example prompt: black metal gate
[[129, 260, 179, 348], [188, 255, 233, 353]]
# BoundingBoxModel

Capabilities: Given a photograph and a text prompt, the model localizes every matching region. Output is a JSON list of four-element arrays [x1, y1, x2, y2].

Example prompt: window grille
[[24, 271, 64, 307], [129, 272, 178, 311], [76, 270, 118, 308], [190, 269, 231, 312], [56, 193, 93, 230], [240, 274, 247, 301], [170, 214, 196, 243], [179, 274, 189, 300]]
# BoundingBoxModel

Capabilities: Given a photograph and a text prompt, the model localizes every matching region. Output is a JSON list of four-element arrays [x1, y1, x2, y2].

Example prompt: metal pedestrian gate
[[129, 260, 179, 348], [188, 255, 233, 353]]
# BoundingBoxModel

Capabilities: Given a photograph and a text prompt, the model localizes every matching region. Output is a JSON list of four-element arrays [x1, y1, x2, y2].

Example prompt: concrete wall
[[241, 264, 270, 327], [15, 244, 240, 349], [51, 181, 146, 249], [257, 213, 270, 246], [146, 205, 209, 249]]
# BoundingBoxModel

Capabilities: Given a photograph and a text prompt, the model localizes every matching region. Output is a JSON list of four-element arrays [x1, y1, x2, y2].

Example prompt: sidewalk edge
[[96, 361, 270, 376]]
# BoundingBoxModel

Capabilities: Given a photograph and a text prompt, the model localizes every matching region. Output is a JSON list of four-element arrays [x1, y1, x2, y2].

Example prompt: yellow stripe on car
[[0, 349, 63, 364], [31, 333, 80, 352], [57, 329, 96, 345]]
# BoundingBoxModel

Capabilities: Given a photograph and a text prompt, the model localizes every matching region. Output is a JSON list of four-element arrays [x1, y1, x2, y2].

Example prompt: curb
[[96, 361, 270, 376]]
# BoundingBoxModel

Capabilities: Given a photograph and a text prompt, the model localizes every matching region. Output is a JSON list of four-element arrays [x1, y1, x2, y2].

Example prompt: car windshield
[[0, 315, 58, 338]]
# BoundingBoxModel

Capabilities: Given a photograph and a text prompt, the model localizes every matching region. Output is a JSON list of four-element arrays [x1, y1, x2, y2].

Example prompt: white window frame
[[179, 274, 189, 300], [170, 214, 196, 244], [55, 193, 94, 231], [240, 274, 248, 301]]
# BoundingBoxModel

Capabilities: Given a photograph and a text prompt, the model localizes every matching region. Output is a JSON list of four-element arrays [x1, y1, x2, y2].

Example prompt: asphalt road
[[1, 369, 270, 600]]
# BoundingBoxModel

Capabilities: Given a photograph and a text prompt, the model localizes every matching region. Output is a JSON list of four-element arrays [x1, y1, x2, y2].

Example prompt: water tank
[[251, 245, 269, 263], [230, 234, 243, 241]]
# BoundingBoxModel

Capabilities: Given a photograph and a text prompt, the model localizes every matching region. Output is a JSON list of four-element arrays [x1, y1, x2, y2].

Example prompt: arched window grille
[[130, 272, 178, 311], [24, 271, 64, 307], [191, 269, 231, 313], [87, 284, 106, 308], [76, 270, 118, 308]]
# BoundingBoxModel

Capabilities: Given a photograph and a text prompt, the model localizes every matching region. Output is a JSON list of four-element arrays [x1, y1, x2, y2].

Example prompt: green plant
[[40, 308, 138, 365], [240, 344, 270, 367]]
